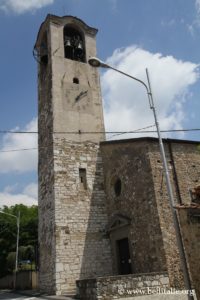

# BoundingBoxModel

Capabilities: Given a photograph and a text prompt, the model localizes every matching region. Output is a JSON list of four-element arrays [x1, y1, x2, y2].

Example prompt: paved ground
[[0, 290, 74, 300], [0, 289, 196, 300]]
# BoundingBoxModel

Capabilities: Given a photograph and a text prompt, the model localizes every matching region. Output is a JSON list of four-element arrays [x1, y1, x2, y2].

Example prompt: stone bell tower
[[35, 15, 112, 295]]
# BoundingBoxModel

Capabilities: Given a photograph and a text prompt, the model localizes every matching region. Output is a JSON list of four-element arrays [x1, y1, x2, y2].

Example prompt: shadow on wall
[[79, 147, 113, 279], [99, 141, 168, 277]]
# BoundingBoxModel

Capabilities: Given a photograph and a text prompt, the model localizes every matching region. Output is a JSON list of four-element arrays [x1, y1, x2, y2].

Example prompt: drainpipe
[[167, 140, 193, 294], [168, 140, 182, 204]]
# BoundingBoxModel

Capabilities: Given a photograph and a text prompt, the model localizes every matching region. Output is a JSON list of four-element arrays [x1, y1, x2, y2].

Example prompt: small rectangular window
[[79, 168, 87, 190], [73, 77, 79, 84]]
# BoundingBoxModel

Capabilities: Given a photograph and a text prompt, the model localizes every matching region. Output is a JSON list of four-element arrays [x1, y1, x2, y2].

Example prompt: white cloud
[[109, 0, 118, 13], [0, 0, 54, 14], [196, 0, 200, 26], [187, 0, 200, 35], [0, 182, 38, 207], [3, 184, 19, 194], [161, 19, 176, 27], [196, 0, 200, 13], [0, 118, 38, 173], [23, 183, 38, 199], [187, 24, 195, 37], [101, 46, 199, 140]]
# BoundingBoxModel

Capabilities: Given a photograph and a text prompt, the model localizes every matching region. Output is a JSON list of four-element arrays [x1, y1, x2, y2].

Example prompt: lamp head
[[88, 57, 108, 68], [88, 57, 101, 67]]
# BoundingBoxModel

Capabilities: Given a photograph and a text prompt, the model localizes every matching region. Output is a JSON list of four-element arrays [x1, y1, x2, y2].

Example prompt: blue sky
[[0, 0, 199, 207]]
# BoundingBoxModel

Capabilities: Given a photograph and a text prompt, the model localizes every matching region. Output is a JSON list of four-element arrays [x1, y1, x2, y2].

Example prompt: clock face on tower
[[62, 82, 93, 114]]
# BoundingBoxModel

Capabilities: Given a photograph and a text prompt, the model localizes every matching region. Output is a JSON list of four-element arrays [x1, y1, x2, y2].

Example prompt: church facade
[[35, 15, 200, 298]]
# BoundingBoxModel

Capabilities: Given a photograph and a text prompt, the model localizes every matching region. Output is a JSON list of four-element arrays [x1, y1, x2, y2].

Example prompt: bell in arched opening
[[63, 26, 85, 62], [74, 36, 84, 60], [64, 35, 73, 60]]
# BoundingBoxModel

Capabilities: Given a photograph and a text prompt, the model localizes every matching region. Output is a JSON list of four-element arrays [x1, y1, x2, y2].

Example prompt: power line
[[108, 124, 155, 139], [0, 148, 37, 153], [0, 128, 200, 135], [0, 131, 38, 134], [0, 127, 199, 153]]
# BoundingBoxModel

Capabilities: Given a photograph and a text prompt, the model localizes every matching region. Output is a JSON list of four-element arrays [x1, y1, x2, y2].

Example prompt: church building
[[35, 15, 200, 299]]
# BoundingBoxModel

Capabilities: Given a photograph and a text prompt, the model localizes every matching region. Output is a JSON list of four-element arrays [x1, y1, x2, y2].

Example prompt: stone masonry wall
[[163, 141, 200, 298], [53, 139, 113, 295], [168, 142, 200, 300], [148, 140, 200, 294], [178, 209, 200, 300], [38, 22, 56, 294], [101, 138, 200, 298], [77, 272, 169, 300], [148, 141, 184, 289], [37, 15, 109, 295], [100, 141, 167, 276], [50, 17, 105, 143]]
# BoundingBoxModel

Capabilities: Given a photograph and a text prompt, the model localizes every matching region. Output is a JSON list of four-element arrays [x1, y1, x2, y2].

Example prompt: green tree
[[6, 252, 16, 272], [0, 204, 38, 277]]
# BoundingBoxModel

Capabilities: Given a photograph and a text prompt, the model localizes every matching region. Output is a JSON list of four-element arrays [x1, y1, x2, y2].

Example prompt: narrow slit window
[[79, 168, 87, 190]]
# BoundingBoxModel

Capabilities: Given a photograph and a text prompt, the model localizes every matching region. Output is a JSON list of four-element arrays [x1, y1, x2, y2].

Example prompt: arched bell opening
[[63, 25, 86, 62]]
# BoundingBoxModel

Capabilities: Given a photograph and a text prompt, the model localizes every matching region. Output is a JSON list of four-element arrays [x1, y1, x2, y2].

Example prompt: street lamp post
[[88, 57, 193, 299], [0, 210, 20, 289]]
